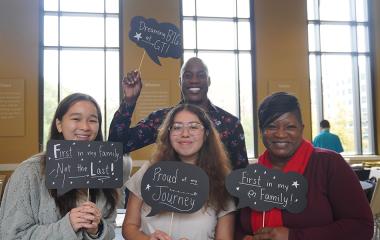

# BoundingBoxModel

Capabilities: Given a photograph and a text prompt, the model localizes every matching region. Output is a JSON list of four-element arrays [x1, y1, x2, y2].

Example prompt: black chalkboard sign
[[46, 140, 123, 195], [129, 16, 182, 65], [226, 164, 308, 213], [141, 161, 209, 217]]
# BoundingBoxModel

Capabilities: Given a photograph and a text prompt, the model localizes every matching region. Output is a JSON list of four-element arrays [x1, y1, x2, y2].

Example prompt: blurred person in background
[[313, 119, 344, 153]]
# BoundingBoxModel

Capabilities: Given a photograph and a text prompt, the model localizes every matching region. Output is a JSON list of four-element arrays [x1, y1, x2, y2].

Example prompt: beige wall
[[122, 0, 181, 160], [254, 0, 310, 154], [0, 0, 379, 166], [0, 0, 40, 165]]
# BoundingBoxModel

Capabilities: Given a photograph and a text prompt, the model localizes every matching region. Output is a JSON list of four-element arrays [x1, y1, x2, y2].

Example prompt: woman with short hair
[[236, 92, 373, 240]]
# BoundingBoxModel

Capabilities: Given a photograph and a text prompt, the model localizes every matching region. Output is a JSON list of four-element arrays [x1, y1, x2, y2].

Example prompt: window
[[307, 0, 374, 154], [181, 0, 255, 158], [41, 0, 120, 146]]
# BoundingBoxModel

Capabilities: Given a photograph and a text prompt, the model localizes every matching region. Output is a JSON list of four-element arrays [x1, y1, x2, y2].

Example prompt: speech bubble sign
[[141, 161, 209, 217], [129, 16, 182, 65], [46, 140, 123, 195], [226, 164, 308, 213]]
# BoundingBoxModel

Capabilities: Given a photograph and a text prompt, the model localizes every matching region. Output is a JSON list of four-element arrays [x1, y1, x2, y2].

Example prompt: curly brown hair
[[151, 103, 231, 212]]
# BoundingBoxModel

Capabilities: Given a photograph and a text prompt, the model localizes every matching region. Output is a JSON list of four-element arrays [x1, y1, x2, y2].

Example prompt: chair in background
[[366, 177, 378, 202], [117, 154, 132, 209], [371, 180, 380, 240], [353, 167, 371, 181], [0, 175, 7, 205]]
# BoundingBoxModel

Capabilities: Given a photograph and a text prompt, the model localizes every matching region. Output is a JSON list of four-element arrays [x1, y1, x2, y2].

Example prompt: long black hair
[[43, 93, 118, 217]]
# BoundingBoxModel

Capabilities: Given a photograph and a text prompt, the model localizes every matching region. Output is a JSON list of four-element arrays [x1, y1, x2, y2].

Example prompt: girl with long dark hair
[[0, 93, 118, 239]]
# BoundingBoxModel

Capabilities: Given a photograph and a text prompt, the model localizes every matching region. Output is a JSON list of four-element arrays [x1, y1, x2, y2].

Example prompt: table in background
[[361, 180, 373, 191], [370, 168, 380, 179]]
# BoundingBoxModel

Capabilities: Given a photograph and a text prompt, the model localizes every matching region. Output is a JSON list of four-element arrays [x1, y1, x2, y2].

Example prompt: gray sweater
[[0, 154, 116, 240]]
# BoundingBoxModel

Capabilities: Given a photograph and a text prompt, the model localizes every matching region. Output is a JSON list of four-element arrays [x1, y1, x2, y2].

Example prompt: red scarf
[[250, 140, 313, 232]]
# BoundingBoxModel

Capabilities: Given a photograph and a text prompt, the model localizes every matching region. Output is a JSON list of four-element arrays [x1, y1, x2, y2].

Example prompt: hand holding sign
[[129, 16, 182, 66], [226, 164, 308, 213], [141, 161, 209, 217], [46, 140, 123, 195]]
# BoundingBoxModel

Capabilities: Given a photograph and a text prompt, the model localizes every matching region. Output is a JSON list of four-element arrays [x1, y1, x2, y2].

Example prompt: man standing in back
[[108, 57, 248, 170], [313, 119, 344, 153]]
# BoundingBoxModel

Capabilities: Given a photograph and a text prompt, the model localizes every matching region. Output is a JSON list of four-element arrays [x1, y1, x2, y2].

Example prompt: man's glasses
[[169, 122, 205, 136]]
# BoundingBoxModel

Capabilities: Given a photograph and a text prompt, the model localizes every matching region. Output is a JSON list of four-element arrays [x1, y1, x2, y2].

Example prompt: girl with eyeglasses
[[122, 104, 235, 240]]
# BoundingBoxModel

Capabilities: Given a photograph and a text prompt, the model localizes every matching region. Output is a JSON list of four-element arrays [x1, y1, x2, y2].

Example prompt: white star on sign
[[145, 184, 151, 190], [134, 32, 142, 41], [292, 181, 300, 188]]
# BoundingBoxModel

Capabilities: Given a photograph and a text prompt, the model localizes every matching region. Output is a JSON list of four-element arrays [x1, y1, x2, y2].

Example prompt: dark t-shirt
[[108, 100, 248, 170]]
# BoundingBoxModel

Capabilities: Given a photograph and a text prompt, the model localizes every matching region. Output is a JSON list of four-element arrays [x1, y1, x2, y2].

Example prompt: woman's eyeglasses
[[169, 122, 205, 136]]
